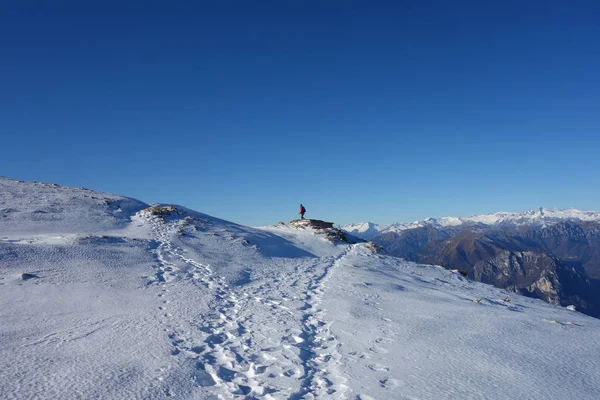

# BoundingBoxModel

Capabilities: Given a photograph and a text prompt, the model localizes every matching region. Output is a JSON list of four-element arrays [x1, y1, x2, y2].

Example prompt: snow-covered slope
[[2, 178, 600, 400], [340, 222, 380, 240], [0, 177, 148, 235], [381, 207, 600, 233]]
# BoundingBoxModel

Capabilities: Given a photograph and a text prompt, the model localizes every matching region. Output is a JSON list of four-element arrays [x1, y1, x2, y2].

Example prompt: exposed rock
[[289, 219, 334, 230], [372, 221, 600, 318], [288, 219, 365, 244], [144, 205, 182, 216], [525, 273, 561, 305]]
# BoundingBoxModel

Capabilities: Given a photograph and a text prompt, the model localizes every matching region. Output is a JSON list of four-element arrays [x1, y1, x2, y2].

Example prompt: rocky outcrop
[[142, 205, 183, 217], [473, 251, 563, 305], [523, 221, 600, 279], [289, 219, 335, 230], [289, 219, 365, 244]]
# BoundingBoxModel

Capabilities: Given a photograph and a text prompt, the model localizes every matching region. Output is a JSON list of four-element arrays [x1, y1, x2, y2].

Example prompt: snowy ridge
[[2, 178, 600, 400], [340, 222, 380, 240], [381, 207, 600, 233], [0, 176, 147, 235]]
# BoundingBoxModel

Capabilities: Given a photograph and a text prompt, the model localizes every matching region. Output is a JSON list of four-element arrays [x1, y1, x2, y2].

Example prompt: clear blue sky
[[2, 1, 599, 226]]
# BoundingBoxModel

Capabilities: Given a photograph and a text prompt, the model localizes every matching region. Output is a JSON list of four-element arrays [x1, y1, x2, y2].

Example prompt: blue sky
[[2, 1, 599, 226]]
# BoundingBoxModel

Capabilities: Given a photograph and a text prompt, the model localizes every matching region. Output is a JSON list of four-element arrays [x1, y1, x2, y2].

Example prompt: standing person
[[299, 204, 306, 220]]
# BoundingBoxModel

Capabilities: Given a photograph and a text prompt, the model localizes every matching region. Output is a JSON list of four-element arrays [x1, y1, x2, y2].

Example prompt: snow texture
[[2, 177, 600, 399]]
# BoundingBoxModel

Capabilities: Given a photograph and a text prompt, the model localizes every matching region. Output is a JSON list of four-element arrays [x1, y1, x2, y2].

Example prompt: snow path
[[145, 214, 351, 399]]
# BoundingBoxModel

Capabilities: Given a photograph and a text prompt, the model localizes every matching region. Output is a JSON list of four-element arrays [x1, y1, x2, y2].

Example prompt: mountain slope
[[2, 178, 600, 400], [0, 177, 147, 235], [374, 220, 600, 318]]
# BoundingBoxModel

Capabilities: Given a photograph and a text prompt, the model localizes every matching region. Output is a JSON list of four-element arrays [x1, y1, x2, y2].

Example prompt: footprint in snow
[[349, 351, 370, 361], [194, 363, 217, 387], [368, 364, 389, 372], [356, 395, 376, 400], [290, 335, 304, 344], [544, 319, 582, 326], [369, 345, 389, 354], [379, 377, 402, 388]]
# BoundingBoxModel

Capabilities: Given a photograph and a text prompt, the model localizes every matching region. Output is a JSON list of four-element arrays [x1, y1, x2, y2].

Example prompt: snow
[[381, 207, 600, 233], [2, 177, 600, 399], [326, 247, 600, 399], [0, 177, 147, 236], [340, 222, 380, 240]]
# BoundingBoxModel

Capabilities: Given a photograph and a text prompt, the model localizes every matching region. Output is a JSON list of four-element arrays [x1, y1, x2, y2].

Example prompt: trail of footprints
[[148, 216, 349, 399], [292, 257, 349, 399]]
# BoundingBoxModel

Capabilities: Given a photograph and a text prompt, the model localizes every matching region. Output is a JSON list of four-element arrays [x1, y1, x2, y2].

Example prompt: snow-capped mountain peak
[[381, 207, 600, 233], [341, 221, 381, 239]]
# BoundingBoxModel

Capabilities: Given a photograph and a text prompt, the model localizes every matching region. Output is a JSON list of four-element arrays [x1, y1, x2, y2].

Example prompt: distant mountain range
[[343, 208, 600, 318], [343, 208, 600, 238]]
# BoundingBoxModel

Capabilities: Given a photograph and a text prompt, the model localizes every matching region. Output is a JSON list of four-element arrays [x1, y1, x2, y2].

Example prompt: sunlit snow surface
[[1, 177, 599, 400], [339, 223, 380, 240]]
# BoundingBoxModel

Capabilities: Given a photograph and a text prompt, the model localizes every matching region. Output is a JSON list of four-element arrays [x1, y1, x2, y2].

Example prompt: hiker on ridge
[[299, 204, 306, 220]]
